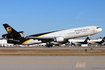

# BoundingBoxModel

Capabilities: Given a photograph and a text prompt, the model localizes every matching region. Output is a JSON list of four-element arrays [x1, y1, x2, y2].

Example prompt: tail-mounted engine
[[2, 31, 25, 39]]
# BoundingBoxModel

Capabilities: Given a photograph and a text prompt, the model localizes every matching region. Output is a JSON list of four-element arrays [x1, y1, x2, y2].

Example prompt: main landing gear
[[46, 42, 52, 48]]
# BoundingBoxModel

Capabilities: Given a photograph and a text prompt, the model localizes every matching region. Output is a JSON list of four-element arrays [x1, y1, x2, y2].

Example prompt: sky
[[0, 0, 105, 38]]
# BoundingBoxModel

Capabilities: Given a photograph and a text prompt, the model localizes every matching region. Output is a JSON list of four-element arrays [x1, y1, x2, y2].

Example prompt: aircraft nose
[[100, 28, 102, 31], [98, 28, 102, 32]]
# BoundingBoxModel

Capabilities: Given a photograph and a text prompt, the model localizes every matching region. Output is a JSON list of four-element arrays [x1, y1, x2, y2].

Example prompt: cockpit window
[[96, 27, 100, 29]]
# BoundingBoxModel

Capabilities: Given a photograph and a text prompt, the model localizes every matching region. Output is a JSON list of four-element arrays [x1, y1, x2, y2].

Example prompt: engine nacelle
[[2, 31, 25, 39], [54, 37, 64, 42]]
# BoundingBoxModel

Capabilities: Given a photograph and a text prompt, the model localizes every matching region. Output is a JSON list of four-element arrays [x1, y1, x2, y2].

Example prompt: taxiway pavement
[[0, 55, 105, 70]]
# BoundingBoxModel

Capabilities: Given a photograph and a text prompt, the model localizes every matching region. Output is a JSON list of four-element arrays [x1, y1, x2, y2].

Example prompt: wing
[[26, 36, 64, 42], [27, 36, 54, 40]]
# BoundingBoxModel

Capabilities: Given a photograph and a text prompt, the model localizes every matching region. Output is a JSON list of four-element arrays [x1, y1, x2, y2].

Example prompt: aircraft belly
[[23, 39, 42, 45], [32, 40, 42, 44], [22, 39, 33, 45]]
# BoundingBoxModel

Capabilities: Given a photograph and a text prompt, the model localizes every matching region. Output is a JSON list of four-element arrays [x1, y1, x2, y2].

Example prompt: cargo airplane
[[2, 24, 102, 47], [69, 37, 90, 46], [89, 37, 105, 46]]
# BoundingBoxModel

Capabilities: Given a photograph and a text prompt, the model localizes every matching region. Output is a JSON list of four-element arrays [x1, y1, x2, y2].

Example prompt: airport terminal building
[[0, 39, 7, 47]]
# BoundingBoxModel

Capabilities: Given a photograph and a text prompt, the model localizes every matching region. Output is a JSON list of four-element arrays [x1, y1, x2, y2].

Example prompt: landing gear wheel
[[46, 42, 52, 48]]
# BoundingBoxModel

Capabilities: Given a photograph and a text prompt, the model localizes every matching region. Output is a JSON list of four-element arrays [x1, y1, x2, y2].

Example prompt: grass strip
[[0, 49, 105, 55]]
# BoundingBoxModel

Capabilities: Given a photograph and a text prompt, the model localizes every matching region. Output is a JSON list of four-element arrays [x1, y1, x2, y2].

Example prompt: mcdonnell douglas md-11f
[[2, 24, 102, 47]]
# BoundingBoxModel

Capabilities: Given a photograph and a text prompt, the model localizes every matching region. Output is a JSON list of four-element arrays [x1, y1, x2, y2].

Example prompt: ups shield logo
[[6, 27, 12, 33]]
